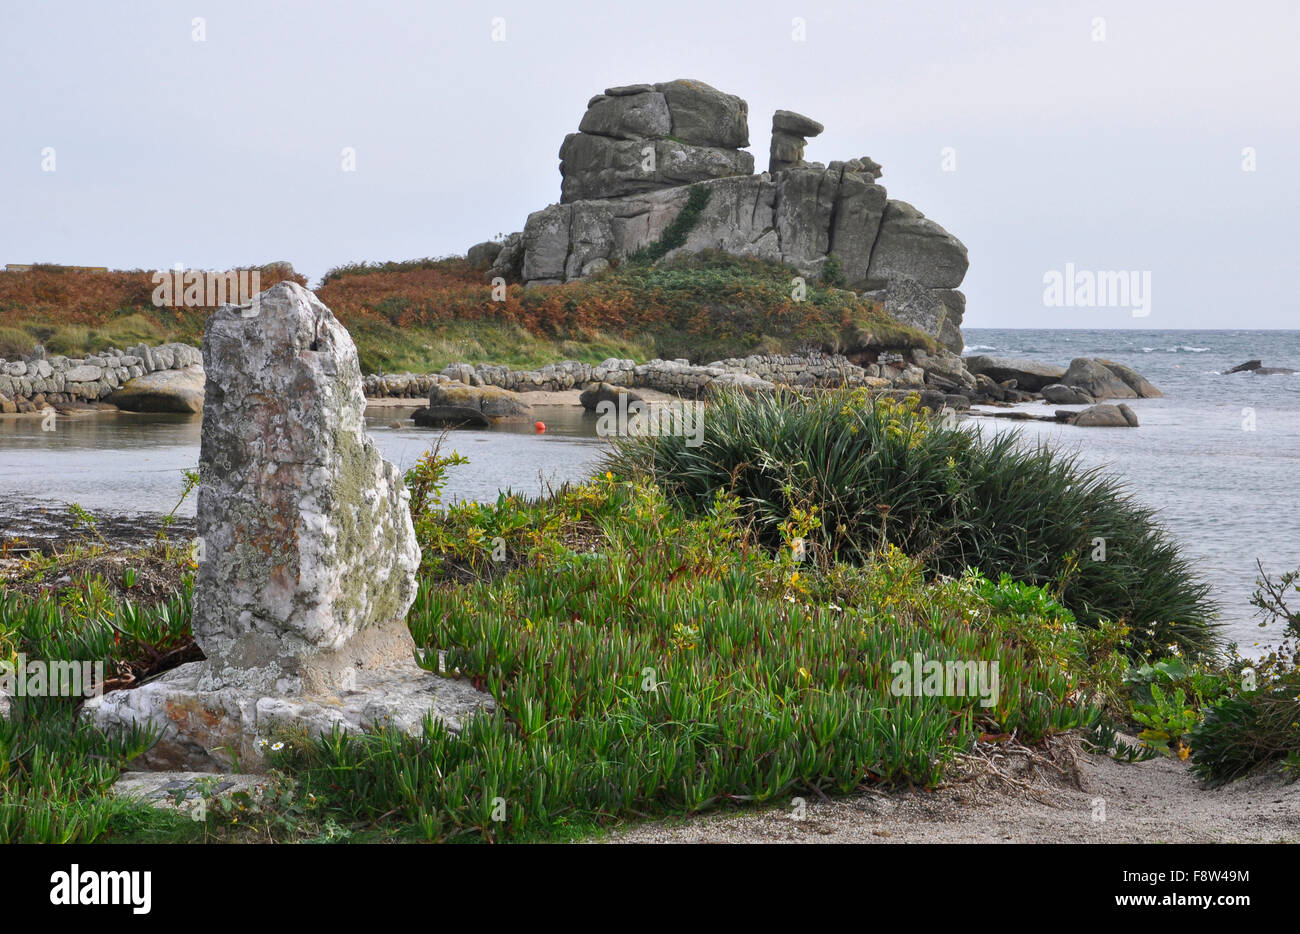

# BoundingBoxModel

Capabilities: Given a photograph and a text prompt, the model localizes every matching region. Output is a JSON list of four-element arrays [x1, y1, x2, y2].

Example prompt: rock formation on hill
[[482, 79, 970, 353]]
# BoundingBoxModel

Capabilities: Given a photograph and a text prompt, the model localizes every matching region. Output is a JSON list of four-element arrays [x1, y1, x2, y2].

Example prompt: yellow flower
[[798, 667, 811, 680]]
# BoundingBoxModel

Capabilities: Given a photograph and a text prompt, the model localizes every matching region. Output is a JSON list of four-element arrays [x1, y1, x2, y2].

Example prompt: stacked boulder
[[769, 110, 824, 174], [485, 79, 970, 353], [561, 80, 753, 203]]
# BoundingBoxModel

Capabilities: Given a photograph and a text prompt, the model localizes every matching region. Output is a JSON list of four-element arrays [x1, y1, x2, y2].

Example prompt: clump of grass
[[605, 388, 1219, 659], [0, 702, 164, 843]]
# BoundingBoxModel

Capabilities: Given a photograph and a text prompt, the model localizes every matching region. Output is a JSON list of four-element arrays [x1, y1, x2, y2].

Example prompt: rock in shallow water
[[414, 381, 534, 427], [1065, 403, 1140, 428], [108, 364, 205, 413]]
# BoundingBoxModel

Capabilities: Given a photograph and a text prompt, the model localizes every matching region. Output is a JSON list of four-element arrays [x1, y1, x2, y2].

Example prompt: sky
[[2, 0, 1297, 329]]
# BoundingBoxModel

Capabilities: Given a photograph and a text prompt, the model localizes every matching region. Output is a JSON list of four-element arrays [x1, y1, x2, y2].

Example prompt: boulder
[[108, 365, 205, 413], [917, 350, 976, 391], [654, 79, 749, 148], [578, 90, 671, 140], [827, 163, 888, 288], [863, 278, 965, 355], [1060, 358, 1139, 400], [963, 356, 1066, 393], [774, 165, 840, 264], [704, 372, 775, 397], [83, 281, 493, 772], [1095, 359, 1163, 398], [415, 382, 533, 427], [1041, 383, 1095, 405], [466, 240, 503, 269], [488, 231, 524, 282], [1067, 403, 1138, 428], [579, 381, 644, 411], [64, 364, 103, 383], [769, 109, 823, 174], [772, 109, 825, 137], [865, 201, 969, 290], [559, 132, 753, 203]]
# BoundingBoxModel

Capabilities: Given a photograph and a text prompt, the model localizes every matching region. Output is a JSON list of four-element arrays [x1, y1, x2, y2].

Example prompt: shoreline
[[599, 732, 1300, 844]]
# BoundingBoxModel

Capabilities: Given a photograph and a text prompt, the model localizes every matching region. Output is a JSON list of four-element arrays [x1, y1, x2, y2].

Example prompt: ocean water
[[962, 329, 1300, 650]]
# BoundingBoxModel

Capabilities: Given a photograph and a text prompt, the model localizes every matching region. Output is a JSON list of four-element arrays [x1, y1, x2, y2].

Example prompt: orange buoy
[[535, 421, 546, 432]]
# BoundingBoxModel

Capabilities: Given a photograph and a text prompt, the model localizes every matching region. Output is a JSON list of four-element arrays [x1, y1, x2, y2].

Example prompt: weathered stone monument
[[85, 282, 493, 771]]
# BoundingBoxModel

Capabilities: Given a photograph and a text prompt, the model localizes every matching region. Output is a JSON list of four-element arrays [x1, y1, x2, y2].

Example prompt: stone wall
[[0, 342, 202, 412], [363, 352, 936, 401]]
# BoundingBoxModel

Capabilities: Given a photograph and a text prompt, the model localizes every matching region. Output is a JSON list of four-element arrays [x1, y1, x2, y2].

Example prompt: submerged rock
[[1229, 359, 1297, 375], [1066, 403, 1140, 428]]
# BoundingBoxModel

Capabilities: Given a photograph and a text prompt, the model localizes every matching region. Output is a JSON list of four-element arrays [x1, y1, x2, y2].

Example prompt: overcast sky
[[2, 0, 1296, 329]]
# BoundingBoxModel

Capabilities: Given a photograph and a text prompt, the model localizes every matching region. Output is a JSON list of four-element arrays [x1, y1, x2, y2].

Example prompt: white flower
[[271, 741, 285, 751]]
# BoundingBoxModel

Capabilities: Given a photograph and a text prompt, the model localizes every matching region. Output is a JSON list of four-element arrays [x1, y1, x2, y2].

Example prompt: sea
[[962, 328, 1300, 652], [0, 328, 1295, 651]]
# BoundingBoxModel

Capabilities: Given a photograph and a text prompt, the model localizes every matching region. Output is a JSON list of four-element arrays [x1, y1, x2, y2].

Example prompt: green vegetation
[[628, 184, 711, 264], [3, 397, 1287, 843], [605, 388, 1219, 659], [1189, 564, 1300, 784], [1, 448, 1119, 842], [0, 252, 932, 373]]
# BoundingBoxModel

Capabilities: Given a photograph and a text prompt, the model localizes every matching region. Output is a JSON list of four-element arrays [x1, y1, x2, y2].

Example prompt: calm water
[[0, 404, 604, 542], [1, 329, 1296, 650]]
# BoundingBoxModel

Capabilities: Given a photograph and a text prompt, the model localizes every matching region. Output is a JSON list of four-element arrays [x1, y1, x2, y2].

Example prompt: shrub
[[1190, 564, 1300, 784], [604, 388, 1219, 658]]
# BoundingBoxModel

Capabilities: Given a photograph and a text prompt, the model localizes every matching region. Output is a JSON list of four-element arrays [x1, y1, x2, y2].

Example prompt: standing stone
[[84, 282, 493, 771]]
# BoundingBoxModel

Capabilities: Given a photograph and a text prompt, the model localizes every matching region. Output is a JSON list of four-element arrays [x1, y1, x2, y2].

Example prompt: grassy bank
[[0, 253, 933, 375], [7, 396, 1286, 844], [1, 466, 1111, 843]]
